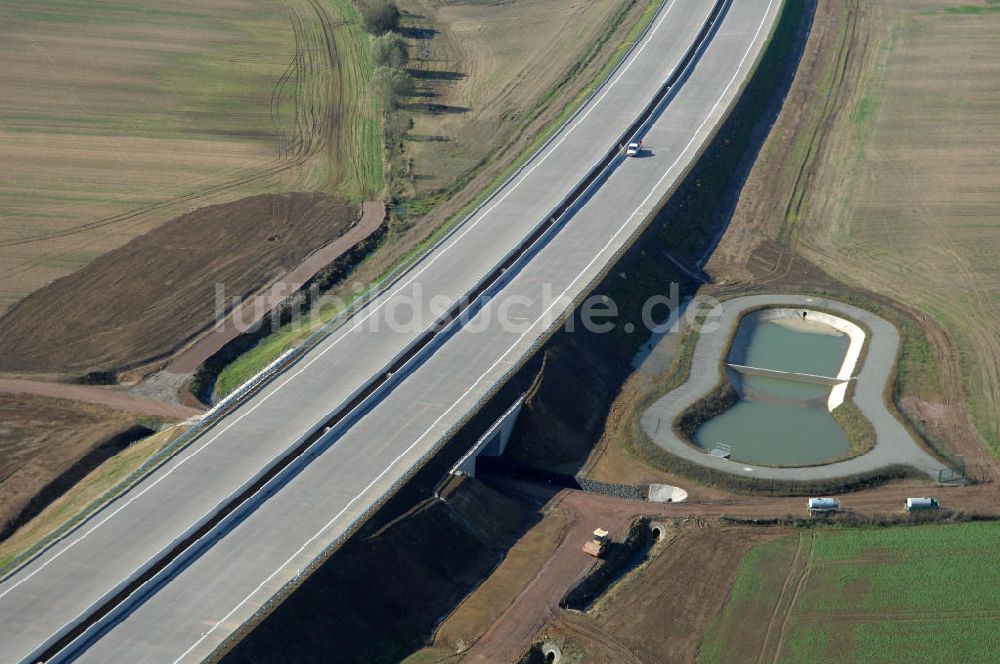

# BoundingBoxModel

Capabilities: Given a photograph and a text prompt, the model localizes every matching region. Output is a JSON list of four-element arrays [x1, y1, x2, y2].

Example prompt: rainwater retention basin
[[694, 308, 865, 466]]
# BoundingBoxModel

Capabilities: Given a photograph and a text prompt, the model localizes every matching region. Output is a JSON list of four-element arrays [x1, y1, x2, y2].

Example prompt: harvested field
[[0, 0, 379, 317], [708, 0, 1000, 460], [700, 522, 1000, 663], [0, 193, 357, 375], [0, 394, 142, 536], [395, 0, 643, 197], [200, 0, 662, 392]]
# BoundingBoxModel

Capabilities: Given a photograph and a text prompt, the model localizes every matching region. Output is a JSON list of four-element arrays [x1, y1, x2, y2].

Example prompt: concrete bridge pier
[[450, 396, 525, 478]]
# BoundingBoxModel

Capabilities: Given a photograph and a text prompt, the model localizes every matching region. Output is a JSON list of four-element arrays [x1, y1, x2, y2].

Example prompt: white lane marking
[[173, 2, 776, 661], [0, 0, 689, 608]]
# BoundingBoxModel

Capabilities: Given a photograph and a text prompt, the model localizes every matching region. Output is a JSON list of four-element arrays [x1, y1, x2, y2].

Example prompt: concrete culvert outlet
[[542, 642, 562, 663], [650, 521, 668, 542]]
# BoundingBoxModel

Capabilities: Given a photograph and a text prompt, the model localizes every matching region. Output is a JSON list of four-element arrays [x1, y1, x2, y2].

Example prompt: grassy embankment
[[0, 427, 182, 572], [210, 0, 661, 399], [700, 521, 1000, 663]]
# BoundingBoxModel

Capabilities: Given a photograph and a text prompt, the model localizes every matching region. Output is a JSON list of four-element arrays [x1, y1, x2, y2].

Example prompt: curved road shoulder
[[640, 294, 948, 480]]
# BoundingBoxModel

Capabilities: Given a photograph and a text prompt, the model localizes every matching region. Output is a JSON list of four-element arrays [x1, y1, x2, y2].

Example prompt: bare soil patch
[[0, 394, 140, 534], [165, 200, 384, 374], [0, 378, 201, 420], [560, 520, 791, 664], [0, 192, 357, 375], [412, 485, 800, 664]]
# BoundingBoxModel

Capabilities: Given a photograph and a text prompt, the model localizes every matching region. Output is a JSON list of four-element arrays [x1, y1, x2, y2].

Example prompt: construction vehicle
[[582, 528, 610, 558], [905, 497, 940, 512]]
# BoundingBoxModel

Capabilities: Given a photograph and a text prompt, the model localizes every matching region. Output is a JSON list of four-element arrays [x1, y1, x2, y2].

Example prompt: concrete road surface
[[0, 0, 782, 661], [73, 2, 782, 661]]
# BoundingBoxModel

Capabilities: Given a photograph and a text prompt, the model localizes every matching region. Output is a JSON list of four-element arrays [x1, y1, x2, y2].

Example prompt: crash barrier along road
[[0, 1, 782, 661]]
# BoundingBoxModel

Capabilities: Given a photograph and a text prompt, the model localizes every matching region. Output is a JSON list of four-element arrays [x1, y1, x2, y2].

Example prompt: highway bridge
[[0, 0, 782, 661]]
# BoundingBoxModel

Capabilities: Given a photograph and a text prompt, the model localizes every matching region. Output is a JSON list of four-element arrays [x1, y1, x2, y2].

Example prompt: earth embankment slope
[[219, 475, 536, 664], [0, 394, 143, 535]]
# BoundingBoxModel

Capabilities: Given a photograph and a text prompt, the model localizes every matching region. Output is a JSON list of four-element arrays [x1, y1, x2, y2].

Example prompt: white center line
[[0, 0, 687, 606], [173, 1, 775, 661]]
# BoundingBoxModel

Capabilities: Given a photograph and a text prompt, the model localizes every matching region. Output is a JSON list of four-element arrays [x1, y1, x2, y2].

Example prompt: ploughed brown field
[[0, 394, 139, 534], [0, 192, 356, 375]]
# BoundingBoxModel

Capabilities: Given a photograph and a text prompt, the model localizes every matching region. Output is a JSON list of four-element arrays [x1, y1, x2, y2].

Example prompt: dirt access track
[[0, 192, 360, 376], [0, 379, 200, 421], [443, 478, 1000, 664]]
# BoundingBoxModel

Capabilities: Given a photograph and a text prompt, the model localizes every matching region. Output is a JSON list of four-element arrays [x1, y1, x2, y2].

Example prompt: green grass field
[[700, 522, 1000, 663], [211, 299, 348, 400]]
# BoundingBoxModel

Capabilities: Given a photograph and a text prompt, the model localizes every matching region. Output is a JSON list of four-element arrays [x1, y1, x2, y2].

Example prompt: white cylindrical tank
[[905, 497, 940, 511], [808, 497, 840, 511]]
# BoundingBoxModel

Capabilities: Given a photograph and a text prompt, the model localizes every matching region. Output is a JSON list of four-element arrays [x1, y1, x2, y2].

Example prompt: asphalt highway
[[0, 0, 782, 661]]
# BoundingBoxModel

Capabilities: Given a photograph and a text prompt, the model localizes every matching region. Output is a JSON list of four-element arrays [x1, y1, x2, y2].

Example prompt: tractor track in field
[[0, 152, 306, 249], [0, 0, 344, 251], [755, 535, 804, 664], [770, 533, 814, 664]]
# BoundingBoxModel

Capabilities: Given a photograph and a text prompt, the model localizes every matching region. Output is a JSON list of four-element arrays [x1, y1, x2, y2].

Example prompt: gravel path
[[641, 294, 948, 480], [165, 201, 385, 374], [0, 378, 202, 420]]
